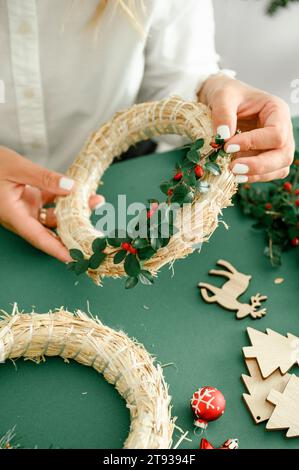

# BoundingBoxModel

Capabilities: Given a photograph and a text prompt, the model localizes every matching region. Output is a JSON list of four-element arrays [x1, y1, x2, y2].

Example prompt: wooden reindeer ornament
[[198, 260, 267, 319]]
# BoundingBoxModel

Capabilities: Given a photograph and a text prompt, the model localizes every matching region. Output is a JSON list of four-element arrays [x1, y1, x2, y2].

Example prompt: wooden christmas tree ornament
[[242, 358, 290, 424], [55, 97, 237, 286], [198, 259, 267, 319], [243, 327, 299, 378], [266, 375, 299, 438]]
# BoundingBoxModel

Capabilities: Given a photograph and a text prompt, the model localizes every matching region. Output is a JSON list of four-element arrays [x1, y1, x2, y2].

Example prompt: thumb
[[5, 149, 74, 195], [211, 91, 239, 141]]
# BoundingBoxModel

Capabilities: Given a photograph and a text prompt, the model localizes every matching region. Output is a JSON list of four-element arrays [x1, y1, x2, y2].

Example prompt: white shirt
[[0, 0, 231, 172]]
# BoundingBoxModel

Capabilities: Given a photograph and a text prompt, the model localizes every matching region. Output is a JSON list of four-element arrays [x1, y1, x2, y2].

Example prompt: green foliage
[[237, 158, 299, 266], [67, 134, 231, 288], [267, 0, 299, 15]]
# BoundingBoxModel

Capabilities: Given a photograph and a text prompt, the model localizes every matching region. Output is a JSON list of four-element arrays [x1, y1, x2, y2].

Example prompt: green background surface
[[0, 121, 298, 450]]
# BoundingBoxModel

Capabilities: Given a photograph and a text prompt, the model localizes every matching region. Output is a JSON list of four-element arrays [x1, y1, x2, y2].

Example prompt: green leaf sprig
[[160, 135, 229, 206], [238, 154, 299, 266], [67, 134, 230, 288]]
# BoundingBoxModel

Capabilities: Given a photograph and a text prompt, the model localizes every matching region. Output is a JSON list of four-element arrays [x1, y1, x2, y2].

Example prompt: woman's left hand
[[199, 75, 295, 183]]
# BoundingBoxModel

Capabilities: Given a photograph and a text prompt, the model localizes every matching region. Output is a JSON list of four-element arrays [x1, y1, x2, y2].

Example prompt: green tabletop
[[0, 123, 298, 450]]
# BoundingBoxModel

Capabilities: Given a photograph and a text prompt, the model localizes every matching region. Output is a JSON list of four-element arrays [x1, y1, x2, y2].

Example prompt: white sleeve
[[137, 0, 234, 104]]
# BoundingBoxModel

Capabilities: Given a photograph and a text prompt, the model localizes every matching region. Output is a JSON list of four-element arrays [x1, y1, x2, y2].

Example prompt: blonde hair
[[90, 0, 145, 35]]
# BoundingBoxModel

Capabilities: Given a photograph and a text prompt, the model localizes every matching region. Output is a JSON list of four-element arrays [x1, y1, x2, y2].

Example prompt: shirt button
[[23, 88, 35, 99], [18, 22, 32, 34]]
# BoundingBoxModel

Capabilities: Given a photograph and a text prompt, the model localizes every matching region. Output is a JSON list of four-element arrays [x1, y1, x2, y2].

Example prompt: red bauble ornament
[[200, 438, 239, 450], [191, 386, 226, 429], [291, 237, 299, 247], [295, 199, 299, 207]]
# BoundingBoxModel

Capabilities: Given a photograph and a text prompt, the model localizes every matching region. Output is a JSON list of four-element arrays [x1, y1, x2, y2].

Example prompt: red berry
[[174, 171, 182, 181], [295, 189, 299, 196], [210, 141, 220, 149], [283, 182, 292, 193], [291, 237, 299, 247], [265, 203, 272, 210], [121, 242, 130, 251], [128, 245, 137, 255], [295, 159, 299, 166], [195, 165, 204, 178], [296, 199, 299, 207], [167, 189, 173, 196], [147, 202, 159, 219]]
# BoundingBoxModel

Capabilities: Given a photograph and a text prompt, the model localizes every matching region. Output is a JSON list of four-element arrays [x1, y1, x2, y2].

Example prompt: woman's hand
[[199, 75, 295, 183], [0, 147, 104, 262]]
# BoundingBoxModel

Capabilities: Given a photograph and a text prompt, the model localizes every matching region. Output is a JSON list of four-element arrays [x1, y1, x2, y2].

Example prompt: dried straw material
[[56, 96, 237, 285], [0, 306, 174, 449]]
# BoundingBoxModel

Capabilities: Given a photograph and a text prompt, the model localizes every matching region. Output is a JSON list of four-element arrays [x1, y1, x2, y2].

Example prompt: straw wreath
[[0, 306, 174, 449], [55, 96, 237, 286]]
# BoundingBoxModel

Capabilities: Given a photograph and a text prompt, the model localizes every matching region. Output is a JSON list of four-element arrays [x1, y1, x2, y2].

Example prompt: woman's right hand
[[0, 146, 104, 262]]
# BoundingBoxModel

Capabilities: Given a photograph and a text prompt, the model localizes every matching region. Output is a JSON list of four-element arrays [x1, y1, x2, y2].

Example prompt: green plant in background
[[238, 131, 299, 266], [267, 0, 299, 14]]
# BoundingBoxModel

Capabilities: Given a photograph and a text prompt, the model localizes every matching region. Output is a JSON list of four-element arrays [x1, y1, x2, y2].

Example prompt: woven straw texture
[[55, 96, 237, 285], [0, 307, 174, 449]]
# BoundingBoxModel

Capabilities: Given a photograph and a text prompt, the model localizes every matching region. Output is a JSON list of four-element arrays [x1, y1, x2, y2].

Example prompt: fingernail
[[226, 144, 240, 154], [217, 125, 231, 140], [232, 163, 249, 175], [59, 176, 74, 191], [235, 175, 248, 183]]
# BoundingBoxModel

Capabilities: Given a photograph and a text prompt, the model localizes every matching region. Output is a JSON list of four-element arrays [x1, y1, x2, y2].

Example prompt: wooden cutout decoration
[[242, 358, 290, 424], [266, 375, 299, 438], [243, 327, 299, 378], [198, 259, 267, 319]]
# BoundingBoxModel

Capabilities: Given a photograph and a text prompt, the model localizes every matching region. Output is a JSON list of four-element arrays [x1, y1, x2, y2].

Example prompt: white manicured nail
[[235, 175, 248, 183], [59, 176, 74, 191], [226, 144, 240, 154], [217, 125, 231, 140], [232, 163, 249, 175]]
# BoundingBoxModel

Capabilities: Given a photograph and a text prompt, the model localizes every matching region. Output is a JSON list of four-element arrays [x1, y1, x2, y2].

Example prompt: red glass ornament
[[191, 386, 226, 429], [200, 438, 239, 450]]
